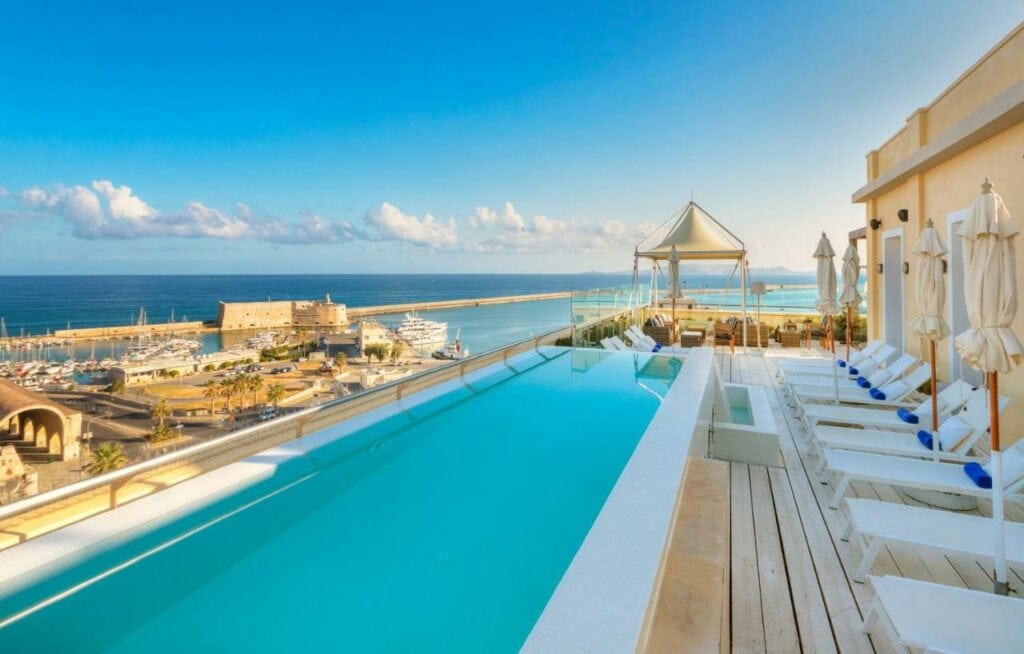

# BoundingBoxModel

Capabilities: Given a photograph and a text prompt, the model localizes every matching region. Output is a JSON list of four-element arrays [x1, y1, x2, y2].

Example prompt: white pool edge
[[521, 346, 715, 653]]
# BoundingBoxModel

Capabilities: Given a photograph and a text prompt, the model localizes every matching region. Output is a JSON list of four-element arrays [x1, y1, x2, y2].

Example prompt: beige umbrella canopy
[[814, 233, 840, 401], [839, 244, 861, 361], [955, 180, 1023, 373], [910, 219, 950, 461], [909, 220, 951, 342], [954, 177, 1021, 595]]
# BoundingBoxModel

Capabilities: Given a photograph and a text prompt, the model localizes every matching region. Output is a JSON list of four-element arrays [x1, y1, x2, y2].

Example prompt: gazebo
[[632, 201, 749, 348]]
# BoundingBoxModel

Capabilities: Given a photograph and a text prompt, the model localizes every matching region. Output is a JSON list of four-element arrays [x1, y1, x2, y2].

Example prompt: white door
[[947, 210, 984, 386], [882, 229, 904, 353]]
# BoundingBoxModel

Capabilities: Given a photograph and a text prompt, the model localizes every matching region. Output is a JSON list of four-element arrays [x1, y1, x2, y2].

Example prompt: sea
[[0, 273, 838, 357]]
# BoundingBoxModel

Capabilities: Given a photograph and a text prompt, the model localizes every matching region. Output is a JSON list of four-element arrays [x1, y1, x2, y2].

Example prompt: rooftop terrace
[[705, 347, 1022, 652]]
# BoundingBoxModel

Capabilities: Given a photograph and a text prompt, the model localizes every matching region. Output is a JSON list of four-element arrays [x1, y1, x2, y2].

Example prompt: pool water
[[0, 347, 681, 653]]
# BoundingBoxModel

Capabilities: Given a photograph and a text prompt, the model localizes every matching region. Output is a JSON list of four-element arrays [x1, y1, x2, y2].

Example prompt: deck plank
[[730, 462, 767, 653], [749, 466, 801, 653]]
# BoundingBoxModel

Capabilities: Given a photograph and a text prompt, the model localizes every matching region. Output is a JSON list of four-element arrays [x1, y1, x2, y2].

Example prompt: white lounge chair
[[812, 389, 1007, 466], [864, 575, 1024, 653], [798, 380, 974, 433], [822, 440, 1024, 509], [776, 339, 883, 371], [779, 342, 894, 376], [793, 364, 931, 412], [784, 353, 918, 395], [600, 337, 625, 351], [623, 327, 688, 355], [842, 498, 1024, 582]]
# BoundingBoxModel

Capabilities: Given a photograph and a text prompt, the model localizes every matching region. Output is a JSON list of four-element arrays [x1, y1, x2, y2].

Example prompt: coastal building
[[852, 20, 1024, 437], [0, 379, 81, 463], [319, 321, 391, 359], [110, 348, 260, 386], [217, 294, 347, 331]]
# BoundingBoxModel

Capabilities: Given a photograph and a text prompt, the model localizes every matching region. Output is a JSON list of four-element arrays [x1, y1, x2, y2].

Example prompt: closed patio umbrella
[[955, 178, 1022, 595], [814, 233, 840, 402], [910, 219, 950, 462], [839, 244, 862, 363]]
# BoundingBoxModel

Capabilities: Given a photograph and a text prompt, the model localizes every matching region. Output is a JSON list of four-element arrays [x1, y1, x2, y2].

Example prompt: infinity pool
[[0, 347, 682, 652]]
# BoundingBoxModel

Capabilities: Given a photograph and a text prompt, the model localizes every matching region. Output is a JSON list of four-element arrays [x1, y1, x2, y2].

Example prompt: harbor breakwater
[[25, 292, 573, 342]]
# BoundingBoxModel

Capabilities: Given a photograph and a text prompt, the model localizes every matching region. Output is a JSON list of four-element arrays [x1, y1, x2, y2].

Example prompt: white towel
[[936, 415, 972, 451]]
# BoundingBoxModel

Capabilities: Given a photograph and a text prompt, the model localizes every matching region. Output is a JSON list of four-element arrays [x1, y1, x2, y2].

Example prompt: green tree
[[266, 382, 286, 407], [220, 378, 235, 412], [150, 399, 171, 427], [85, 442, 127, 475], [335, 352, 348, 370], [364, 343, 389, 364], [202, 379, 220, 414], [147, 423, 175, 444], [166, 369, 181, 384], [110, 380, 126, 394], [389, 341, 405, 363], [248, 374, 264, 406]]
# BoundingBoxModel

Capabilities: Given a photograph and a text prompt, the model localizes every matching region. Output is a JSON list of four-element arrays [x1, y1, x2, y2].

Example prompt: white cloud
[[364, 202, 458, 249], [0, 186, 8, 198], [10, 180, 652, 255], [92, 180, 157, 220]]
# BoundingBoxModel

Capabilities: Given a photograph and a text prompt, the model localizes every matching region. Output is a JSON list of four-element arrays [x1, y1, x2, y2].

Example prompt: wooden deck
[[720, 346, 1023, 653]]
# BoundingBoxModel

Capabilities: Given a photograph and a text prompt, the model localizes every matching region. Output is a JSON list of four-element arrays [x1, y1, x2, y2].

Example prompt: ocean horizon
[[0, 272, 822, 337]]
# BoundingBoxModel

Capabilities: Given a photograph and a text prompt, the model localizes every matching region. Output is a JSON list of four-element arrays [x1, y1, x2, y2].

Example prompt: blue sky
[[1, 1, 1022, 274]]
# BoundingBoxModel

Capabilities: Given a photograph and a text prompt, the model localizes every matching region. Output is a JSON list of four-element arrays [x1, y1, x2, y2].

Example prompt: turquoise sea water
[[0, 348, 681, 652]]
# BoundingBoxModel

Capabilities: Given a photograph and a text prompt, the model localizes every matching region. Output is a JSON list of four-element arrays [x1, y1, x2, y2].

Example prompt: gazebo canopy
[[636, 201, 745, 260]]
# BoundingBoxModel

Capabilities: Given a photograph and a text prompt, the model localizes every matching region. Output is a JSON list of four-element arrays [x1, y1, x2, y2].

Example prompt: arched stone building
[[0, 380, 82, 462]]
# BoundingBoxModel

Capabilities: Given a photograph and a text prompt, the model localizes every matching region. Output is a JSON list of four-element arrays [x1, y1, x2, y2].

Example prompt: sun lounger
[[784, 353, 918, 395], [600, 337, 626, 351], [822, 440, 1024, 509], [799, 380, 974, 433], [864, 575, 1024, 653], [773, 339, 882, 368], [842, 498, 1024, 582], [793, 364, 931, 413], [778, 342, 892, 375], [623, 327, 688, 355], [812, 389, 1006, 466]]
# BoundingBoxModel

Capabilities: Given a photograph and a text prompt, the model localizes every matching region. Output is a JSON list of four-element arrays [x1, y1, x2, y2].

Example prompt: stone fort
[[216, 294, 348, 331]]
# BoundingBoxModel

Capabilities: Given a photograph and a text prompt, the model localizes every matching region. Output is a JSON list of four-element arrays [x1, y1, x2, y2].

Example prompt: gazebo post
[[741, 253, 748, 354]]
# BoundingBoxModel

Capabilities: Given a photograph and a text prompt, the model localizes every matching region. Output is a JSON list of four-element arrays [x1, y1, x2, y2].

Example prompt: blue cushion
[[964, 462, 992, 489], [916, 430, 938, 450], [897, 407, 919, 424], [848, 366, 859, 375], [869, 388, 885, 400], [838, 359, 847, 368], [652, 344, 662, 352], [857, 376, 870, 388]]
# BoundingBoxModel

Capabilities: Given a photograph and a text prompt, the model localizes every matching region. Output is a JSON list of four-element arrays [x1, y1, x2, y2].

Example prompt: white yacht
[[395, 313, 447, 347]]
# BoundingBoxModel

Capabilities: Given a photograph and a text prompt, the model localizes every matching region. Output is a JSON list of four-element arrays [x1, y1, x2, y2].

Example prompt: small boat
[[396, 313, 447, 347], [432, 330, 469, 360]]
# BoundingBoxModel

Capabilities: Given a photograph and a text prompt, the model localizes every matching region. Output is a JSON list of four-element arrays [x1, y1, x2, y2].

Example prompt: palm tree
[[202, 379, 220, 414], [266, 382, 286, 407], [364, 343, 389, 364], [220, 378, 235, 412], [150, 399, 171, 427], [335, 352, 347, 370], [85, 442, 127, 475], [297, 327, 309, 356], [248, 374, 264, 406]]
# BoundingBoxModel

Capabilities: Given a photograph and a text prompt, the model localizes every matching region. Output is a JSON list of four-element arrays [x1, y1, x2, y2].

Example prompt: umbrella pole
[[930, 339, 939, 463], [989, 371, 1009, 595], [846, 305, 852, 362], [831, 318, 839, 404]]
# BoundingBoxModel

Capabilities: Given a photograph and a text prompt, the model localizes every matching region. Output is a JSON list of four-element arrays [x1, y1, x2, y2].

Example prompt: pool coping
[[521, 346, 715, 653]]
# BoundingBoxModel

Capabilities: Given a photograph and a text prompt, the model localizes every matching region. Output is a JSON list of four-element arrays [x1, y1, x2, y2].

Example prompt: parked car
[[257, 407, 277, 422]]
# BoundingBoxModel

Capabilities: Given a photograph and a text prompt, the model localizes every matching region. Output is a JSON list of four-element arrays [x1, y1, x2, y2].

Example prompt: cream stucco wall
[[857, 21, 1024, 443]]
